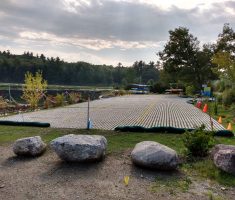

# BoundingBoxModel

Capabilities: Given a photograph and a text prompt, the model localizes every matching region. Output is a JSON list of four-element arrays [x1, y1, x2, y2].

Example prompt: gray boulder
[[50, 134, 107, 162], [131, 141, 178, 170], [13, 136, 46, 156], [211, 144, 235, 175]]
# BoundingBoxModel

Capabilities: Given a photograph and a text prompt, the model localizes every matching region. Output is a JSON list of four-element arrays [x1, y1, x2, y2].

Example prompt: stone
[[211, 144, 235, 175], [131, 141, 178, 170], [211, 144, 235, 157], [50, 134, 107, 162], [13, 136, 46, 156]]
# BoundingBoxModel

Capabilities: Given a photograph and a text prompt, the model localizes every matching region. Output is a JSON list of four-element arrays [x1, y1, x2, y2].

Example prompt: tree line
[[0, 51, 159, 86]]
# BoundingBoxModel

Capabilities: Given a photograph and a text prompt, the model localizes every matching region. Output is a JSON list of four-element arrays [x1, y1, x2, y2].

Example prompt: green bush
[[151, 82, 167, 93], [183, 125, 214, 157], [222, 88, 235, 106], [55, 93, 65, 107], [216, 94, 222, 104], [185, 85, 195, 96]]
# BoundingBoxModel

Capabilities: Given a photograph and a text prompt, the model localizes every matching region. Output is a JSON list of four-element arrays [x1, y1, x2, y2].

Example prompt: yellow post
[[124, 176, 129, 186]]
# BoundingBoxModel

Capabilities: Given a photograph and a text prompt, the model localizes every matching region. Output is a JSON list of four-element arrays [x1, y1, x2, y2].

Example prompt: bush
[[55, 93, 65, 107], [216, 94, 222, 104], [68, 92, 80, 104], [183, 125, 214, 157], [151, 82, 167, 93], [185, 85, 195, 96], [44, 95, 56, 109], [222, 88, 235, 106], [0, 97, 8, 109]]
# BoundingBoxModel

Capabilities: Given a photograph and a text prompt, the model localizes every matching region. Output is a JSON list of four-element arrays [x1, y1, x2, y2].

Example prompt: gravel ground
[[1, 145, 234, 200], [0, 95, 225, 131]]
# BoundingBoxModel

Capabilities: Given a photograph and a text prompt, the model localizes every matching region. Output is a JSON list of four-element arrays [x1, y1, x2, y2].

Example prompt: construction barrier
[[115, 126, 234, 137], [0, 121, 50, 128]]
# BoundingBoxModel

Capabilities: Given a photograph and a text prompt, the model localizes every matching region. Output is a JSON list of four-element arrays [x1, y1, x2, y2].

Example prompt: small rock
[[140, 174, 144, 178], [221, 187, 226, 191], [0, 185, 5, 188], [13, 136, 46, 156]]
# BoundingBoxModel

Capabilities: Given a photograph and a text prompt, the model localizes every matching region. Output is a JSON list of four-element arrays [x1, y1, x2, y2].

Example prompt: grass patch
[[182, 158, 235, 186], [151, 176, 192, 194], [209, 102, 235, 132]]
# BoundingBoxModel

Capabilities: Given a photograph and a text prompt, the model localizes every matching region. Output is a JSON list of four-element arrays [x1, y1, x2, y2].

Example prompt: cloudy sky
[[0, 0, 234, 66]]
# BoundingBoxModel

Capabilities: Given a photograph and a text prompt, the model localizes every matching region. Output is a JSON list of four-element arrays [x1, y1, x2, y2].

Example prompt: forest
[[0, 51, 159, 87]]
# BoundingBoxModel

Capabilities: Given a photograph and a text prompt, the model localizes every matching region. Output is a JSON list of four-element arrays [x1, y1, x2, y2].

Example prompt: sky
[[0, 0, 234, 66]]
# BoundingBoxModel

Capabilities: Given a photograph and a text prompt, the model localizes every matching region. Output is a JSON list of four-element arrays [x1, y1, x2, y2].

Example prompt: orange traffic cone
[[218, 116, 222, 124], [227, 123, 232, 131], [203, 104, 208, 113]]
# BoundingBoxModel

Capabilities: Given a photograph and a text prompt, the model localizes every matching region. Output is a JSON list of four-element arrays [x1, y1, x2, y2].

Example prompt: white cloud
[[19, 31, 162, 50], [114, 0, 227, 10], [0, 0, 234, 65]]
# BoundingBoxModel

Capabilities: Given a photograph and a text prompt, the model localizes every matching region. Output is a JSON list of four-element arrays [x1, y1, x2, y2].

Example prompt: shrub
[[0, 97, 8, 109], [222, 88, 235, 106], [216, 94, 222, 104], [119, 89, 127, 96], [44, 95, 56, 108], [22, 71, 47, 109], [183, 125, 214, 157], [68, 92, 80, 104], [185, 85, 195, 96], [55, 93, 65, 107], [151, 82, 167, 93]]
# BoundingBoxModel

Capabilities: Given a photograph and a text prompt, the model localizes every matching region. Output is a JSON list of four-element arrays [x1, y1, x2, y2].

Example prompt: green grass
[[151, 176, 192, 194], [208, 102, 235, 132], [0, 125, 235, 186], [182, 159, 235, 186], [0, 126, 184, 153]]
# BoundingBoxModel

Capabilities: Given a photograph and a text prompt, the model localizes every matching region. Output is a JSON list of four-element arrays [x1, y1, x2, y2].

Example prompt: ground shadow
[[40, 159, 105, 181], [129, 164, 183, 182], [2, 155, 37, 167]]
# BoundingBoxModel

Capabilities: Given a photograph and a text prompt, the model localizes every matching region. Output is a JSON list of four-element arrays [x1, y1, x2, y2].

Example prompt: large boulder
[[50, 134, 107, 162], [13, 136, 46, 156], [131, 141, 178, 170], [211, 144, 235, 175]]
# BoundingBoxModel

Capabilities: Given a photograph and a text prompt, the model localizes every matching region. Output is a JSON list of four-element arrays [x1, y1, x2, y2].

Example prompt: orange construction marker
[[218, 116, 222, 124], [227, 123, 232, 131], [203, 104, 208, 113]]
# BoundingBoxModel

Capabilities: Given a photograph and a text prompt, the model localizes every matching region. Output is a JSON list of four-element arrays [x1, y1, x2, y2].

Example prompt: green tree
[[22, 71, 47, 109], [215, 23, 235, 54], [212, 24, 235, 82], [158, 27, 216, 89], [212, 51, 235, 82]]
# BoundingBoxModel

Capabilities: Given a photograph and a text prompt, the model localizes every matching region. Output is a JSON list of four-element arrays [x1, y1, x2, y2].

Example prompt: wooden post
[[209, 115, 214, 132]]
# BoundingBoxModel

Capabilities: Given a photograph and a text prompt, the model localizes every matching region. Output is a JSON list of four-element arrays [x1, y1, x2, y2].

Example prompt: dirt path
[[0, 145, 234, 200]]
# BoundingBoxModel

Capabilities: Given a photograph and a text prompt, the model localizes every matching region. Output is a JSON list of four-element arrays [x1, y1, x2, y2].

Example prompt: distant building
[[165, 88, 183, 94], [129, 84, 150, 94]]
